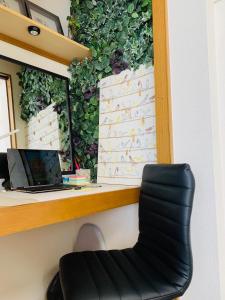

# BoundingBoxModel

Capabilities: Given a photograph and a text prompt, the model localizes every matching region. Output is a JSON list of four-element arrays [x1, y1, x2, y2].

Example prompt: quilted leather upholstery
[[53, 164, 195, 300]]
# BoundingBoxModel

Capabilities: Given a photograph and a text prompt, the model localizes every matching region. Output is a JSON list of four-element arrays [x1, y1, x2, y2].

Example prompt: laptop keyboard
[[16, 185, 82, 193]]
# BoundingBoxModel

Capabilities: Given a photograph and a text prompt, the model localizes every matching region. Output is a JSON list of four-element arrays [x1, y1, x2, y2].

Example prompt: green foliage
[[69, 0, 153, 179], [18, 67, 67, 120], [17, 67, 71, 159]]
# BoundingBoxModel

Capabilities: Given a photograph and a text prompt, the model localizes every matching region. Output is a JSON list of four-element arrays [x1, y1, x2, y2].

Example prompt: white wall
[[0, 59, 27, 148], [167, 0, 221, 299], [207, 1, 225, 299], [0, 41, 69, 78], [0, 205, 138, 300], [0, 78, 11, 151]]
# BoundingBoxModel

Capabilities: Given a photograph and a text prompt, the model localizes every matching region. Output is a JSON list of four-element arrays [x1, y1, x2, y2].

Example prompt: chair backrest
[[135, 164, 195, 293]]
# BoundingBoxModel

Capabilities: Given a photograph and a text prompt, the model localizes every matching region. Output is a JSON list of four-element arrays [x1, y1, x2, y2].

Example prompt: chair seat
[[59, 248, 183, 300]]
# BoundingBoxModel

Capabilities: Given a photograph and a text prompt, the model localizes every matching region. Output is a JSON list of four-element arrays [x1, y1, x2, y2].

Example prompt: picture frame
[[25, 1, 64, 35], [0, 0, 27, 15]]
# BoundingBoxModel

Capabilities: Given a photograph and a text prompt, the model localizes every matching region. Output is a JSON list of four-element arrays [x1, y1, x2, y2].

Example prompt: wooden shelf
[[0, 5, 91, 65], [0, 186, 140, 237]]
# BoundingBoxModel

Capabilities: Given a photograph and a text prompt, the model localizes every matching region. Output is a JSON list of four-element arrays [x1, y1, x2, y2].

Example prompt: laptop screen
[[7, 149, 62, 189]]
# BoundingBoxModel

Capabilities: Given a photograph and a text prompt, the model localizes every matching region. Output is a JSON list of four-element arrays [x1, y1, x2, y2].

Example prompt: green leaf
[[86, 1, 94, 9], [98, 73, 103, 80], [105, 66, 112, 73], [93, 129, 99, 139], [142, 0, 149, 7], [127, 3, 134, 14], [91, 47, 97, 57], [95, 62, 104, 71], [132, 12, 139, 18]]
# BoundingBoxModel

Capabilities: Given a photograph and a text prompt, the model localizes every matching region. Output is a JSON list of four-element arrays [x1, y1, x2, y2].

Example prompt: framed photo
[[0, 0, 27, 15], [25, 1, 64, 35]]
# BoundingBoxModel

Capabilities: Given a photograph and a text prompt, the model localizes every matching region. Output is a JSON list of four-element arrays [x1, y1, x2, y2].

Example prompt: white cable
[[0, 129, 20, 141]]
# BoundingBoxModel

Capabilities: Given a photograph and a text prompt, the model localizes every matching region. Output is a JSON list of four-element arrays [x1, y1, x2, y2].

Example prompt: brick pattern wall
[[97, 65, 156, 185], [26, 103, 60, 150]]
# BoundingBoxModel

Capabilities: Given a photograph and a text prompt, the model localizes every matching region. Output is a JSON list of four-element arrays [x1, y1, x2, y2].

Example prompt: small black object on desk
[[0, 153, 10, 190]]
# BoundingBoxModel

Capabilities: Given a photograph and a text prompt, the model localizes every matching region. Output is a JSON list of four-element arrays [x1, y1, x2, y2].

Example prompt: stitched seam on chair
[[59, 261, 68, 300], [139, 220, 190, 246], [95, 251, 122, 300], [142, 193, 191, 210], [141, 209, 189, 233], [143, 241, 191, 275], [82, 253, 100, 300], [136, 243, 189, 283], [81, 252, 100, 300], [139, 219, 188, 251], [141, 228, 189, 266], [139, 221, 188, 248], [110, 251, 142, 299], [179, 220, 193, 295], [142, 180, 193, 190], [133, 247, 180, 293], [141, 191, 192, 208], [141, 208, 189, 227], [144, 289, 183, 300], [141, 193, 191, 220], [139, 209, 190, 234], [122, 250, 162, 298], [140, 227, 190, 265]]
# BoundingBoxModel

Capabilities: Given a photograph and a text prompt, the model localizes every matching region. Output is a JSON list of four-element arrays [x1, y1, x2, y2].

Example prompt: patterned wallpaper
[[26, 104, 60, 150], [97, 65, 156, 186]]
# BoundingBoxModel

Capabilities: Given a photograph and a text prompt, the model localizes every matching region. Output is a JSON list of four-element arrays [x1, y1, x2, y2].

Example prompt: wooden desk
[[0, 185, 140, 237]]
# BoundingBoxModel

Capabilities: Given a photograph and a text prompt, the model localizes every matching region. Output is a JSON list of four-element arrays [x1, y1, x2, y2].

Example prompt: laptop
[[7, 149, 80, 193]]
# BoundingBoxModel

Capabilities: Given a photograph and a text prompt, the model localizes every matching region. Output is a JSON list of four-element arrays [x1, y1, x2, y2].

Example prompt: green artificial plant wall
[[69, 0, 153, 179]]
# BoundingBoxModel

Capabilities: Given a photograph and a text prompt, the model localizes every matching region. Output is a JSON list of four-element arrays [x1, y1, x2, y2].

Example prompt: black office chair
[[48, 164, 195, 300]]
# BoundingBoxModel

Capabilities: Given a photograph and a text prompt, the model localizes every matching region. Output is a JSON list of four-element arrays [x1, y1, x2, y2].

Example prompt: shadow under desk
[[0, 184, 140, 237]]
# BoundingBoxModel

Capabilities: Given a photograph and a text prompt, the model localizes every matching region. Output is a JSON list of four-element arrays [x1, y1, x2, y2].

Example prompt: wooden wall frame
[[0, 73, 17, 148], [153, 0, 173, 163]]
